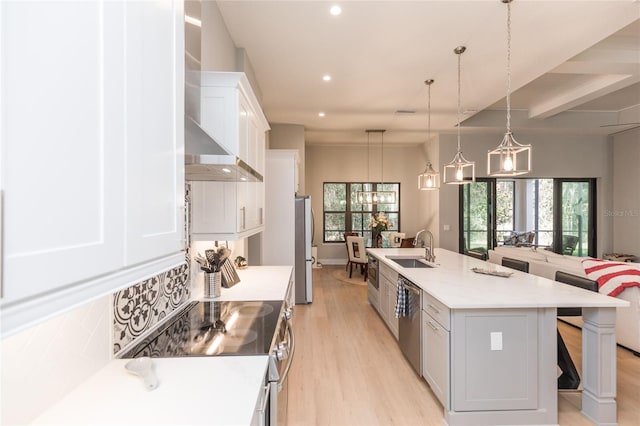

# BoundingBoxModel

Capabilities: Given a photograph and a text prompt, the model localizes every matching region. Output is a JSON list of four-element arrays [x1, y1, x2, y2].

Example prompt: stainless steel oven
[[265, 302, 295, 425]]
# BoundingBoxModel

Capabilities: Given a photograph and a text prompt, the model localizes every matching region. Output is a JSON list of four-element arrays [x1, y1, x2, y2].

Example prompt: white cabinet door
[[0, 0, 185, 335], [423, 312, 450, 407], [1, 0, 126, 303], [191, 181, 238, 236], [125, 0, 185, 265]]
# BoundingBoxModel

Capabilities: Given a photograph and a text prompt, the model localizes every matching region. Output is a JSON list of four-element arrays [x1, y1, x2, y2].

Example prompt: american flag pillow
[[582, 259, 640, 297]]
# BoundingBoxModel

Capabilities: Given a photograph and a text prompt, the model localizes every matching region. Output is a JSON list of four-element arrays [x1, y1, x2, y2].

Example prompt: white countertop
[[368, 248, 629, 310], [192, 265, 293, 302], [32, 265, 294, 426], [32, 357, 269, 425]]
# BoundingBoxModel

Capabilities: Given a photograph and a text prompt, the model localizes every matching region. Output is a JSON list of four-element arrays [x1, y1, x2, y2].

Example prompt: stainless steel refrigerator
[[295, 196, 313, 304]]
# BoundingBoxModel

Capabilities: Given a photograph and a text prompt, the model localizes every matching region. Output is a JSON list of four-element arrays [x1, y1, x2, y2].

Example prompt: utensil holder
[[204, 271, 221, 298]]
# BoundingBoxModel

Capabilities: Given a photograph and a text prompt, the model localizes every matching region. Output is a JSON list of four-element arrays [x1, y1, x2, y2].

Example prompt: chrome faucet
[[414, 229, 435, 263]]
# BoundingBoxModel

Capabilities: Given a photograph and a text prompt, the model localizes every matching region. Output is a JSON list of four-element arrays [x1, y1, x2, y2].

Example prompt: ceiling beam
[[528, 74, 639, 119]]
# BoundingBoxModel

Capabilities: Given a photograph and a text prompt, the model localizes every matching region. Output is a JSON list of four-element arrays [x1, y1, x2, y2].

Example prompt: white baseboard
[[319, 258, 348, 266]]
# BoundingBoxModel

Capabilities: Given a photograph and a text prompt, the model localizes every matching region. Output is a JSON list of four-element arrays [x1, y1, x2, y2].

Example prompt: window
[[323, 182, 400, 246], [459, 178, 596, 257]]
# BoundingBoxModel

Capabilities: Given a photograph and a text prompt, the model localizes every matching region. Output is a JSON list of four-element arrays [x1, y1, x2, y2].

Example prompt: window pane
[[324, 213, 345, 231], [536, 179, 554, 247], [324, 183, 346, 211], [351, 213, 365, 233], [350, 183, 366, 211], [496, 181, 514, 232], [561, 181, 589, 257], [324, 231, 344, 242], [385, 212, 399, 231]]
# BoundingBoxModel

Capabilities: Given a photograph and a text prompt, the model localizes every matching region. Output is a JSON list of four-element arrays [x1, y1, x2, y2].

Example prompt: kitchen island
[[368, 248, 628, 426]]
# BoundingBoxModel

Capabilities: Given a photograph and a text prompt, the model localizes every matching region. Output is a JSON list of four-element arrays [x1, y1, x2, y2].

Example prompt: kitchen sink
[[386, 256, 435, 268]]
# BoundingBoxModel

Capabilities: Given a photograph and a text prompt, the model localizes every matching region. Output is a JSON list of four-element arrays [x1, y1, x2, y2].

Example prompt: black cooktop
[[121, 300, 283, 358]]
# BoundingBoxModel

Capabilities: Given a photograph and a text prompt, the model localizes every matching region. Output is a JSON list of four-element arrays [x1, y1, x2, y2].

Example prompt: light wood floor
[[286, 265, 640, 426]]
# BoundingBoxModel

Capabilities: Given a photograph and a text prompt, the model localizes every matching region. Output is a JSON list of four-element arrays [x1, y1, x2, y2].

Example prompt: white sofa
[[488, 246, 640, 356]]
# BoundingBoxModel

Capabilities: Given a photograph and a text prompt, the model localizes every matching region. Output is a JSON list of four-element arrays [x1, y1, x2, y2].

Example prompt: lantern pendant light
[[418, 79, 440, 190], [488, 0, 531, 176], [356, 130, 396, 204], [444, 46, 475, 185]]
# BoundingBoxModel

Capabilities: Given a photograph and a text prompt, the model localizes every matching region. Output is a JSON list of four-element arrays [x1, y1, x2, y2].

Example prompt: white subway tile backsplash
[[0, 297, 111, 425]]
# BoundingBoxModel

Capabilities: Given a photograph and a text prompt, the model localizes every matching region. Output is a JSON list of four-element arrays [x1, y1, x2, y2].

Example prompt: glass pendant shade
[[443, 151, 475, 184], [445, 45, 475, 185], [418, 162, 440, 190], [488, 0, 532, 177], [487, 131, 531, 176]]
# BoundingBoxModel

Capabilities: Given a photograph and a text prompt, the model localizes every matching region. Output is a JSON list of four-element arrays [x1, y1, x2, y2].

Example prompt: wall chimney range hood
[[185, 115, 263, 182], [183, 1, 263, 183]]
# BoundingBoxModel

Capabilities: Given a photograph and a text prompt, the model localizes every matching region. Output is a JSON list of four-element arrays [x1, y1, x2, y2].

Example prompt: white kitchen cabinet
[[190, 72, 267, 241], [191, 179, 264, 240], [422, 293, 450, 408], [377, 263, 399, 339], [124, 0, 185, 265], [0, 0, 185, 336], [200, 72, 269, 175]]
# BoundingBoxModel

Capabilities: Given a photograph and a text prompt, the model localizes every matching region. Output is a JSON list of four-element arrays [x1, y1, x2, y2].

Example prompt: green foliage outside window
[[323, 182, 400, 246]]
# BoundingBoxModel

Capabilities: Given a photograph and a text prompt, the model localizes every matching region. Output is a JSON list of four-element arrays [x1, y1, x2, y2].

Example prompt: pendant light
[[444, 46, 475, 185], [356, 130, 396, 204], [418, 79, 440, 190], [487, 0, 531, 176]]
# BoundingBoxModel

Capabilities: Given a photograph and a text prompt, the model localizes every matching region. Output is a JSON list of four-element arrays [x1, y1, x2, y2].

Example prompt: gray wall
[[437, 132, 614, 256], [612, 128, 640, 256]]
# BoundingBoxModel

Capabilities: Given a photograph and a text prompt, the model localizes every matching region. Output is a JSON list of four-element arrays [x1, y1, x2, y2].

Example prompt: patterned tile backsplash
[[112, 183, 192, 354], [112, 263, 190, 354]]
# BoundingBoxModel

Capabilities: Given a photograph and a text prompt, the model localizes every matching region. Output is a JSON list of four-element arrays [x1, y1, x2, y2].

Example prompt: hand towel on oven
[[395, 276, 411, 318]]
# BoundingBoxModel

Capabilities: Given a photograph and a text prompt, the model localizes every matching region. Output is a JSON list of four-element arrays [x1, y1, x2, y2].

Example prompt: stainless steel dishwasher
[[398, 276, 422, 376]]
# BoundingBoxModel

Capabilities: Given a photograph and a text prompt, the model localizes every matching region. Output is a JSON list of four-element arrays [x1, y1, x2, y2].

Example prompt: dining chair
[[389, 232, 406, 248], [343, 232, 360, 271], [346, 236, 368, 280], [399, 237, 415, 248], [501, 257, 529, 273]]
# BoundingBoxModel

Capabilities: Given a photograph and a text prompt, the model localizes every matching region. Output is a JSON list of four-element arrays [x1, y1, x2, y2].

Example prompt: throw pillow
[[582, 259, 640, 297]]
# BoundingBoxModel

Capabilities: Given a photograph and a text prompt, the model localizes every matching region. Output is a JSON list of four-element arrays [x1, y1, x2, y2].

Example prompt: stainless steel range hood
[[185, 116, 263, 182], [183, 0, 262, 183]]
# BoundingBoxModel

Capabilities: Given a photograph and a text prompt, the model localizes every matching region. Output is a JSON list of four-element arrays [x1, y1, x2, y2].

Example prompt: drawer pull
[[427, 304, 440, 314], [427, 320, 439, 331]]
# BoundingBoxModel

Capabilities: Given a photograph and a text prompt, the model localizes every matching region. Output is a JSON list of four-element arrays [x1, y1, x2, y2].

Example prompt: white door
[[1, 0, 126, 302]]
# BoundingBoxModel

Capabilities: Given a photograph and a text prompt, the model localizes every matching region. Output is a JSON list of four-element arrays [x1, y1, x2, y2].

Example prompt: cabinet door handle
[[239, 207, 246, 230], [427, 320, 439, 331], [259, 207, 263, 225]]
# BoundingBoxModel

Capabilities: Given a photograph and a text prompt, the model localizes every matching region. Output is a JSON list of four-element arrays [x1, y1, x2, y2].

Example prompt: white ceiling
[[216, 1, 640, 145]]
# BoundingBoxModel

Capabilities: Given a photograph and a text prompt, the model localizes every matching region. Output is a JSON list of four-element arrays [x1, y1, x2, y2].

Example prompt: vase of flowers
[[369, 212, 390, 248]]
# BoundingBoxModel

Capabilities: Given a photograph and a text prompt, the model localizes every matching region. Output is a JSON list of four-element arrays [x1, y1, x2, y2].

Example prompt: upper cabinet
[[0, 0, 185, 336], [200, 72, 269, 175], [190, 73, 268, 241]]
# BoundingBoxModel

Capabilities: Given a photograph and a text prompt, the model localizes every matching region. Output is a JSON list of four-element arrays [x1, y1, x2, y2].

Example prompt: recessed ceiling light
[[330, 5, 342, 16], [318, 112, 326, 117], [221, 168, 231, 173], [322, 74, 331, 82]]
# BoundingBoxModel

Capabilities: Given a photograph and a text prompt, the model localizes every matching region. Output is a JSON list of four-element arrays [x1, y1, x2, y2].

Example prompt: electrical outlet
[[490, 332, 503, 351]]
